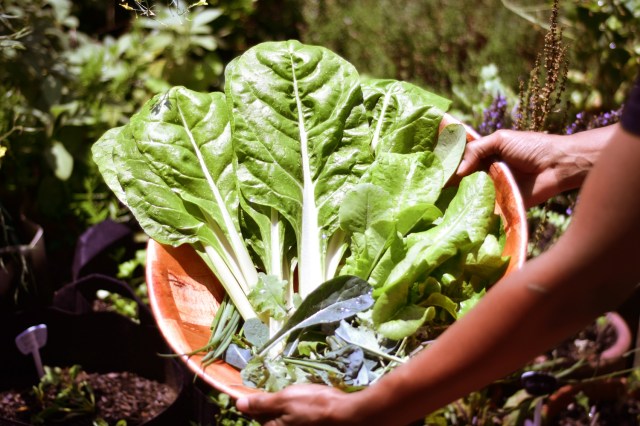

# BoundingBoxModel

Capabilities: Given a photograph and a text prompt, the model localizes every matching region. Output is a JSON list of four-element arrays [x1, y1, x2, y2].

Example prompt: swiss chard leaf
[[361, 78, 451, 155], [339, 151, 444, 280], [226, 40, 373, 298], [92, 88, 261, 321]]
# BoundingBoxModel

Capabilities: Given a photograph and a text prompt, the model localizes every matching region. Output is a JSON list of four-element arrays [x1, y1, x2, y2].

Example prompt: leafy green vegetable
[[226, 40, 372, 301], [93, 39, 511, 389], [371, 172, 500, 339], [360, 78, 451, 155]]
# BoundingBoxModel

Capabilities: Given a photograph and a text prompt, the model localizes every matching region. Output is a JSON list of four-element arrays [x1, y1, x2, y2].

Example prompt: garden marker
[[15, 324, 48, 378]]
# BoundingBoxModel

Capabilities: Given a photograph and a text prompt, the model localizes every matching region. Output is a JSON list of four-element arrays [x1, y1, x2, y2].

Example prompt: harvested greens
[[93, 40, 509, 391]]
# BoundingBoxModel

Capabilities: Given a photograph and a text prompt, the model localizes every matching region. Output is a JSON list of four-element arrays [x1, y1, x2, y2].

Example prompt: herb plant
[[93, 40, 509, 390], [30, 365, 96, 425]]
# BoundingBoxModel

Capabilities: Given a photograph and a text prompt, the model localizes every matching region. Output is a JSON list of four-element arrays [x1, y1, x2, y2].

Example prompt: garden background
[[1, 0, 639, 423]]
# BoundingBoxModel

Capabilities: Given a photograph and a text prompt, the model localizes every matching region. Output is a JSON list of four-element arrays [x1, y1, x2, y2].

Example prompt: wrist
[[342, 387, 396, 425], [554, 139, 600, 192], [343, 375, 420, 426]]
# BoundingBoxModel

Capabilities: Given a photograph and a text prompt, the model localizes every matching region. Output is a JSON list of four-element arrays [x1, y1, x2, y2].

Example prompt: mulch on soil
[[0, 367, 176, 425]]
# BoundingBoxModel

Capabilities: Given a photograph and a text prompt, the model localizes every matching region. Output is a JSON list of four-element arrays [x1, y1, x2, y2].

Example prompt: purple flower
[[479, 94, 508, 136], [565, 108, 622, 135]]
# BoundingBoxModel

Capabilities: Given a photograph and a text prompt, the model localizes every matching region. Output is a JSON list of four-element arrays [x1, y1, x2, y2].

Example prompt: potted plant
[[0, 219, 202, 425], [0, 273, 191, 425], [534, 312, 633, 380], [421, 312, 634, 425], [542, 374, 640, 425]]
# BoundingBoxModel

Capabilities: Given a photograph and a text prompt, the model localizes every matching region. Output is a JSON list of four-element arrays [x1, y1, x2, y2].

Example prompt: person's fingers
[[235, 396, 250, 412], [456, 135, 500, 177], [237, 393, 282, 416]]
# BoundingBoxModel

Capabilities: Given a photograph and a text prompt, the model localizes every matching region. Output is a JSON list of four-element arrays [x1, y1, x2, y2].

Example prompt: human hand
[[455, 129, 587, 208], [236, 384, 365, 426]]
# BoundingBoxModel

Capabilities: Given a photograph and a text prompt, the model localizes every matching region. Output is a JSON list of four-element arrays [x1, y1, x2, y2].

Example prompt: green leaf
[[361, 78, 451, 155], [434, 124, 467, 183], [92, 127, 126, 202], [421, 292, 458, 320], [340, 152, 444, 280], [458, 289, 485, 318], [46, 141, 74, 181], [92, 87, 260, 321], [243, 318, 269, 348], [334, 320, 405, 363], [226, 40, 373, 298], [191, 8, 223, 28], [361, 152, 444, 231], [335, 320, 381, 353], [248, 273, 288, 321], [259, 275, 373, 355], [242, 356, 309, 392], [190, 35, 217, 51], [464, 234, 510, 288], [371, 172, 496, 335], [375, 305, 435, 340], [339, 183, 396, 279]]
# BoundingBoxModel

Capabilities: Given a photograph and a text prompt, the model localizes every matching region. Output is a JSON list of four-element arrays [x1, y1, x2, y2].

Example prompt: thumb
[[456, 135, 501, 177], [456, 148, 483, 178], [456, 157, 473, 177], [237, 393, 279, 415], [236, 396, 251, 412]]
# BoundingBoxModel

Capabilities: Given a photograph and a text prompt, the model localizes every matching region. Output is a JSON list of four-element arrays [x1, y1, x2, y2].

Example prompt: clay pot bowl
[[146, 114, 528, 398]]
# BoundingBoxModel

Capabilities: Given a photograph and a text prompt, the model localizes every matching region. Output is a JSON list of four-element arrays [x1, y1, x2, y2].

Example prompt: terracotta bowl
[[146, 114, 528, 398]]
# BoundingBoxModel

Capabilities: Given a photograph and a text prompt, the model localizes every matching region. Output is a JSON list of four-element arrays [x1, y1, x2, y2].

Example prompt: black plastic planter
[[0, 215, 51, 313], [0, 274, 191, 426]]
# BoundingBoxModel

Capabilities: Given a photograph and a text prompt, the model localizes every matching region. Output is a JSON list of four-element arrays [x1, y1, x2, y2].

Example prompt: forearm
[[349, 124, 640, 426]]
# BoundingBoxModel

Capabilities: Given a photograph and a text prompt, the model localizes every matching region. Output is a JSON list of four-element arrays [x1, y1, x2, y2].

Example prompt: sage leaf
[[259, 275, 373, 356], [225, 344, 253, 370]]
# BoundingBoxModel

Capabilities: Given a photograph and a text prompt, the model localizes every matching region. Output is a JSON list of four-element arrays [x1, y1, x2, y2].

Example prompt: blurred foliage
[[563, 0, 640, 111], [500, 0, 639, 111], [515, 0, 569, 133], [296, 0, 541, 121], [296, 0, 639, 127]]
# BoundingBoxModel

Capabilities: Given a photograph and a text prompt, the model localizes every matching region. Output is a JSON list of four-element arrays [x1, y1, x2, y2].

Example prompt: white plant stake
[[15, 324, 48, 378]]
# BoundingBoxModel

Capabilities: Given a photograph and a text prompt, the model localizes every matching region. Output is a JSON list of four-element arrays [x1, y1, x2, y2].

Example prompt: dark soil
[[0, 368, 176, 425]]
